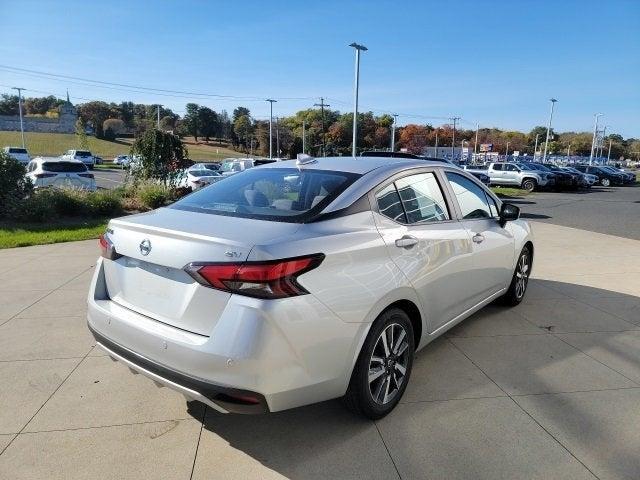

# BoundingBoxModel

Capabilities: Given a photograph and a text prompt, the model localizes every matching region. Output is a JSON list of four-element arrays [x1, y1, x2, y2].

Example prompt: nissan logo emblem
[[139, 239, 152, 256]]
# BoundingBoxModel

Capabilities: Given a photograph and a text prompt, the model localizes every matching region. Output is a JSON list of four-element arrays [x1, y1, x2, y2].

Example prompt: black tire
[[344, 308, 415, 419], [521, 178, 536, 192], [502, 245, 532, 306]]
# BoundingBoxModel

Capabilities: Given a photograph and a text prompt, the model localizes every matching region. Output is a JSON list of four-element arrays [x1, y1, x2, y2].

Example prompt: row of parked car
[[464, 161, 635, 191]]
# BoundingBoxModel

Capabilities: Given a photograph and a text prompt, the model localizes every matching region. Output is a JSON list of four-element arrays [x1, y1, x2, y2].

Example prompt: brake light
[[98, 233, 122, 260], [35, 173, 56, 178], [185, 254, 325, 299], [79, 173, 94, 178]]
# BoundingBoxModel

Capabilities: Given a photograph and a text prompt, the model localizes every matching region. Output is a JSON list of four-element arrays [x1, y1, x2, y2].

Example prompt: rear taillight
[[79, 173, 94, 178], [185, 254, 324, 299], [98, 233, 122, 260], [35, 173, 56, 178]]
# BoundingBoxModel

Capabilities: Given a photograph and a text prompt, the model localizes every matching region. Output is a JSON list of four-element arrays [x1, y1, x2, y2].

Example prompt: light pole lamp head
[[349, 42, 368, 51], [550, 98, 558, 103]]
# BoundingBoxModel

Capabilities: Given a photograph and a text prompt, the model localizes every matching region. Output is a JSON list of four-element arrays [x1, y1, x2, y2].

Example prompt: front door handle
[[395, 235, 418, 248], [472, 233, 485, 244]]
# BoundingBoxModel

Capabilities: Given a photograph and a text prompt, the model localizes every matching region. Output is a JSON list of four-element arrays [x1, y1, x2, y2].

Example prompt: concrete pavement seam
[[446, 338, 601, 479], [189, 406, 207, 480], [372, 421, 403, 480]]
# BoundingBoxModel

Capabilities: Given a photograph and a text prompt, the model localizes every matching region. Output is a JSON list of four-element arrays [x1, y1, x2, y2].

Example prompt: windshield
[[189, 170, 220, 177], [220, 161, 243, 172], [563, 167, 580, 174], [9, 148, 28, 154], [171, 167, 360, 222], [43, 162, 88, 173], [75, 151, 91, 157]]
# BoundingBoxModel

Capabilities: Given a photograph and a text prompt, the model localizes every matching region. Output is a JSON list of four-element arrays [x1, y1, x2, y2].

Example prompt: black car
[[574, 165, 625, 187], [541, 163, 585, 188], [599, 166, 635, 184], [522, 162, 574, 190]]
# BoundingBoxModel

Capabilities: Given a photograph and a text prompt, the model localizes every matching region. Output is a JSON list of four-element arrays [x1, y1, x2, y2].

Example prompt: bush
[[14, 190, 57, 222], [50, 188, 89, 216], [136, 183, 170, 210], [86, 190, 123, 216], [0, 151, 33, 218]]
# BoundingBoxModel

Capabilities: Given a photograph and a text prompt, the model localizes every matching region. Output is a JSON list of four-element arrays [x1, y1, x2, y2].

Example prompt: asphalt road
[[515, 184, 640, 240], [93, 168, 126, 189]]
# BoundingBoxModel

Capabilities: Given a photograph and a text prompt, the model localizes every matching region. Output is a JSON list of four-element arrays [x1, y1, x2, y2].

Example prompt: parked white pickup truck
[[61, 149, 96, 170], [465, 162, 554, 192]]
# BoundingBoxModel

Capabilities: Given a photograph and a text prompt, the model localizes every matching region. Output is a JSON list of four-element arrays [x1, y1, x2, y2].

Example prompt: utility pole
[[313, 98, 330, 156], [450, 117, 460, 161], [589, 113, 603, 165], [567, 143, 571, 163], [542, 98, 557, 162], [302, 120, 306, 154], [505, 141, 510, 161], [391, 114, 398, 152], [607, 139, 612, 164], [533, 134, 540, 159], [434, 129, 439, 158], [474, 123, 479, 154], [276, 117, 280, 158], [349, 42, 367, 157], [265, 99, 277, 159], [12, 87, 26, 148], [156, 105, 161, 129]]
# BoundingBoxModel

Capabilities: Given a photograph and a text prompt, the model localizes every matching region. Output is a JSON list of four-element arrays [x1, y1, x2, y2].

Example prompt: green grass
[[0, 131, 241, 161], [490, 186, 531, 198], [0, 218, 109, 249]]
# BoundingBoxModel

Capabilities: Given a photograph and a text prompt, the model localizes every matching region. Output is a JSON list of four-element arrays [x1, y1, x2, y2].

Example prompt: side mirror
[[499, 203, 520, 227]]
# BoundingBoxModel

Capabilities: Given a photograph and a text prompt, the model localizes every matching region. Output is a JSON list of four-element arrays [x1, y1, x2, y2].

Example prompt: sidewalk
[[1, 222, 639, 479]]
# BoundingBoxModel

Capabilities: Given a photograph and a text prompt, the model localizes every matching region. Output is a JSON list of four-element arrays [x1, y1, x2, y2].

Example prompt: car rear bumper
[[87, 258, 367, 413]]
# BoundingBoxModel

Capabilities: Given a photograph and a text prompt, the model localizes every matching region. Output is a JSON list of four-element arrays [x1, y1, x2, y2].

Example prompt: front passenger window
[[446, 172, 493, 219]]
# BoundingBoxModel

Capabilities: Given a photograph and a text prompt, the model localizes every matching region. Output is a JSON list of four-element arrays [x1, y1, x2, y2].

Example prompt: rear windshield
[[189, 170, 219, 177], [42, 162, 88, 173], [9, 148, 28, 154], [75, 151, 91, 157], [171, 167, 360, 222]]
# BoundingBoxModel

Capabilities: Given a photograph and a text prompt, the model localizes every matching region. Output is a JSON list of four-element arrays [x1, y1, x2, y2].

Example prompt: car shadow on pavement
[[189, 279, 640, 479], [520, 212, 552, 220]]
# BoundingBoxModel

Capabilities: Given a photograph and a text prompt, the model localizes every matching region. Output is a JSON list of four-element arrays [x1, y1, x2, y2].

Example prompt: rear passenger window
[[375, 184, 407, 223], [395, 173, 449, 223]]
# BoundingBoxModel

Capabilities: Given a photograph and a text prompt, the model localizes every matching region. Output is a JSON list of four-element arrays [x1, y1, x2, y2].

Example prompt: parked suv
[[484, 162, 554, 191], [3, 146, 31, 165], [88, 156, 533, 418], [61, 149, 96, 170]]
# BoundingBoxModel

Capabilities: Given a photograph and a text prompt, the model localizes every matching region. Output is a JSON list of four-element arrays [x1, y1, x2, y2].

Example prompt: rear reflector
[[184, 254, 325, 299], [98, 233, 122, 260]]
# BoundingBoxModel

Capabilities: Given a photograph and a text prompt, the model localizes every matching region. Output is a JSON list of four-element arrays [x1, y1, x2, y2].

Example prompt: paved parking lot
[[1, 221, 639, 479], [93, 168, 126, 189]]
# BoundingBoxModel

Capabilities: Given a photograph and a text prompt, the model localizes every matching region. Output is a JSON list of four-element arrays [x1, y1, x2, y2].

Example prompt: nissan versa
[[87, 156, 533, 419]]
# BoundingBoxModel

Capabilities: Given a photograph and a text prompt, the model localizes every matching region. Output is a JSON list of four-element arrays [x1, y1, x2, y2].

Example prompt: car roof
[[34, 156, 84, 164], [257, 156, 445, 175]]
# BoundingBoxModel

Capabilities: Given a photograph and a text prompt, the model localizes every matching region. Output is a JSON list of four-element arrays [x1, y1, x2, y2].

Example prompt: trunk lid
[[103, 207, 300, 335]]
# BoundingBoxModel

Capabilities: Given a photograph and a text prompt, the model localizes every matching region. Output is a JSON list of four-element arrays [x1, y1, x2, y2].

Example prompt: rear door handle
[[395, 235, 418, 248], [472, 233, 485, 244]]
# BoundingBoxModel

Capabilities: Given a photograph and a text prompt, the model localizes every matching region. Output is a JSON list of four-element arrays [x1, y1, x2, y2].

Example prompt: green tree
[[130, 129, 190, 187], [197, 106, 219, 141], [183, 103, 200, 141], [233, 114, 253, 150], [0, 94, 19, 116], [77, 101, 118, 138], [75, 118, 89, 150]]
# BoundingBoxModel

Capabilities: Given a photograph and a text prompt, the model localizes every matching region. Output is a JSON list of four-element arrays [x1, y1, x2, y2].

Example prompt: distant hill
[[0, 131, 242, 161]]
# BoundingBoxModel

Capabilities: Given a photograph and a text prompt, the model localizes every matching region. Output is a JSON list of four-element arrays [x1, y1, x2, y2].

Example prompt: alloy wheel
[[515, 252, 530, 299], [368, 323, 410, 405]]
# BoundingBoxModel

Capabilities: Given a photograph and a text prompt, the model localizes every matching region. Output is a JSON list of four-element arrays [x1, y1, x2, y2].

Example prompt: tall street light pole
[[276, 117, 280, 158], [265, 99, 277, 159], [313, 98, 330, 156], [12, 87, 26, 148], [505, 141, 510, 161], [390, 113, 398, 152], [450, 117, 460, 161], [474, 123, 479, 154], [349, 42, 367, 157], [598, 126, 608, 158], [607, 139, 612, 164], [434, 129, 439, 158], [589, 113, 603, 165], [567, 143, 571, 162], [533, 133, 540, 159], [302, 120, 306, 154], [542, 98, 557, 163]]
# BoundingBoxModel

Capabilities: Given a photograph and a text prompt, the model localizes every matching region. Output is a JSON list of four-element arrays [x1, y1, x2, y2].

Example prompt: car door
[[503, 163, 521, 185], [371, 170, 476, 333], [489, 163, 507, 184], [443, 171, 515, 304]]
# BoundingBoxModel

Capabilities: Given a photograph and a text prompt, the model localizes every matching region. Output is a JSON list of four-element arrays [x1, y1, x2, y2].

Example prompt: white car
[[88, 156, 533, 418], [61, 149, 96, 170], [181, 167, 224, 190], [3, 146, 31, 165], [26, 157, 96, 191], [113, 155, 132, 167]]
